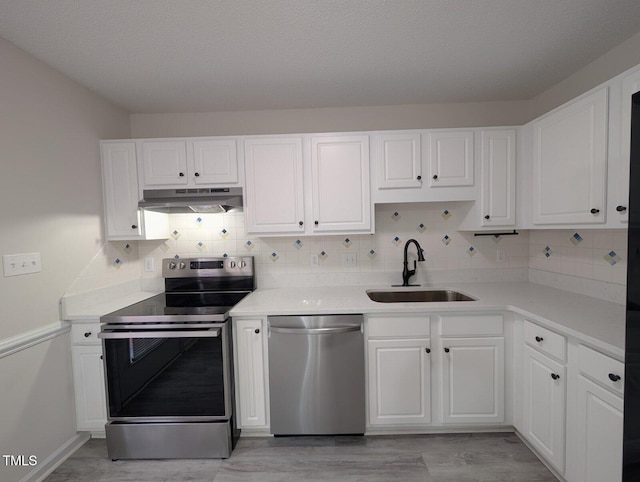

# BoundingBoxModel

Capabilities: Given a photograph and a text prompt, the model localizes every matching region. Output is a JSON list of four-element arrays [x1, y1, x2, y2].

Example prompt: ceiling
[[1, 0, 640, 114]]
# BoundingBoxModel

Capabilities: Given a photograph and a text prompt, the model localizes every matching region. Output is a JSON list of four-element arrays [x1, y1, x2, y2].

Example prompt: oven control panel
[[163, 257, 254, 277]]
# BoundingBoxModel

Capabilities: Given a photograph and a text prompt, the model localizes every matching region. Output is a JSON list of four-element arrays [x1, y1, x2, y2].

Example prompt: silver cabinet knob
[[229, 261, 236, 268], [178, 262, 186, 269], [239, 261, 247, 268], [168, 262, 176, 269]]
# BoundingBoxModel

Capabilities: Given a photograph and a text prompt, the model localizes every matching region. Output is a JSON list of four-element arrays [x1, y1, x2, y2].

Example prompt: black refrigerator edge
[[624, 90, 640, 480]]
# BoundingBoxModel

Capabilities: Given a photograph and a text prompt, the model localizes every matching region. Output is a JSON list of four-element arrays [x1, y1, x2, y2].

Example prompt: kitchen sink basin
[[366, 289, 476, 303]]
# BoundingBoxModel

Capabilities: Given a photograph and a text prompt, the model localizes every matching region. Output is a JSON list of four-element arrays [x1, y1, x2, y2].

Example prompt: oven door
[[99, 322, 231, 422]]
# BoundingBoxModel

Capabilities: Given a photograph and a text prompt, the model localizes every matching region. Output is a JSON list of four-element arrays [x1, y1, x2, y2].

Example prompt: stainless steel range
[[98, 257, 255, 460]]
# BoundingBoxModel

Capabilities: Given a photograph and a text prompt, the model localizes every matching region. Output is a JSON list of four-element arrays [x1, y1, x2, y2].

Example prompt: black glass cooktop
[[100, 291, 250, 323]]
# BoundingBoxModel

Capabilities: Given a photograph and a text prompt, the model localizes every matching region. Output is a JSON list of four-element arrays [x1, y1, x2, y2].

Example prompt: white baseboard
[[20, 432, 90, 482]]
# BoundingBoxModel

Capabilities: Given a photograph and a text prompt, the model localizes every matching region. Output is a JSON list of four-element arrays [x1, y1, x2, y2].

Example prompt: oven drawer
[[106, 422, 233, 459], [71, 323, 101, 344]]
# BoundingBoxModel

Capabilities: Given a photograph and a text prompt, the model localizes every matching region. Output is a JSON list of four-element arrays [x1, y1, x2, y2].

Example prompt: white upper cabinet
[[616, 67, 640, 223], [532, 87, 608, 225], [139, 138, 240, 189], [101, 141, 168, 241], [374, 132, 422, 189], [190, 139, 238, 185], [428, 130, 474, 187], [244, 137, 305, 234], [140, 140, 189, 187], [310, 134, 371, 233], [481, 129, 516, 227]]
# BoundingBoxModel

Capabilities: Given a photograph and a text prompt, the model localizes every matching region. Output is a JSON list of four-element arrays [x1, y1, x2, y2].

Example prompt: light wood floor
[[45, 432, 558, 481]]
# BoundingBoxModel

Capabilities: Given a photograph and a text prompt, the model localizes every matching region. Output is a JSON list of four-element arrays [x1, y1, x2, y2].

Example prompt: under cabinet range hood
[[138, 187, 243, 214]]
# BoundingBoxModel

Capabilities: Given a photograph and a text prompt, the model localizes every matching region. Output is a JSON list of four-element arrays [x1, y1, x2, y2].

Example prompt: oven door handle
[[101, 323, 223, 330], [98, 328, 221, 339]]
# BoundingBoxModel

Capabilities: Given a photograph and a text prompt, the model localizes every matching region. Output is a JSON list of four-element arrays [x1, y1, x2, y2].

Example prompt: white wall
[[0, 36, 130, 482], [130, 100, 530, 138]]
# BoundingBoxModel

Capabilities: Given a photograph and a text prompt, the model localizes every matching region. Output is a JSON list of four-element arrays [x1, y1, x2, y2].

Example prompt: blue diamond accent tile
[[343, 238, 352, 248], [368, 249, 377, 259], [171, 230, 181, 240], [604, 250, 622, 266], [196, 241, 206, 252], [467, 246, 476, 257], [319, 250, 328, 260], [219, 228, 229, 239], [570, 232, 583, 246], [294, 239, 304, 249], [442, 209, 452, 220], [223, 253, 229, 258], [123, 243, 132, 254], [391, 211, 401, 221], [392, 236, 402, 246], [174, 254, 180, 259], [270, 252, 280, 262], [417, 223, 427, 233], [543, 246, 552, 258], [441, 235, 451, 246], [196, 217, 203, 224], [113, 258, 122, 269], [245, 240, 255, 251]]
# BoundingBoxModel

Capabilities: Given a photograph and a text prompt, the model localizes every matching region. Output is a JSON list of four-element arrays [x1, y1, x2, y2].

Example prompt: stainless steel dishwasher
[[267, 314, 365, 435]]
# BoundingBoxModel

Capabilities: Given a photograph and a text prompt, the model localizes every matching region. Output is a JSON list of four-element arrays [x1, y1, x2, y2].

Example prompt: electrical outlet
[[342, 252, 358, 268], [144, 257, 155, 272], [3, 252, 42, 277], [496, 249, 506, 263], [311, 254, 319, 266]]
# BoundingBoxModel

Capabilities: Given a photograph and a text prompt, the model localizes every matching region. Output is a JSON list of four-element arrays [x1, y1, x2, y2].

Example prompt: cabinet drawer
[[440, 314, 503, 336], [524, 320, 566, 362], [368, 316, 430, 338], [578, 344, 624, 397], [71, 323, 101, 344]]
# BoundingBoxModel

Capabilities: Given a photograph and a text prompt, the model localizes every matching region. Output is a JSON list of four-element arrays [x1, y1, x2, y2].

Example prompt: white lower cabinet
[[70, 322, 107, 434], [522, 344, 567, 474], [368, 338, 431, 425], [367, 315, 431, 427], [441, 337, 505, 424], [234, 318, 269, 429], [571, 344, 624, 482]]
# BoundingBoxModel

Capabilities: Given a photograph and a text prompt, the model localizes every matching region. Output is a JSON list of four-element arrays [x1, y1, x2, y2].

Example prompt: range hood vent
[[139, 187, 243, 214]]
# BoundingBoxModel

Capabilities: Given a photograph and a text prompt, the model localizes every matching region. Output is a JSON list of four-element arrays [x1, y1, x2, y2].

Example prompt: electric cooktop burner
[[101, 257, 255, 324]]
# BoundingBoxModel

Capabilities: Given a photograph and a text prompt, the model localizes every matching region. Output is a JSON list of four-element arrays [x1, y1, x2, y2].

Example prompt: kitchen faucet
[[402, 239, 425, 286]]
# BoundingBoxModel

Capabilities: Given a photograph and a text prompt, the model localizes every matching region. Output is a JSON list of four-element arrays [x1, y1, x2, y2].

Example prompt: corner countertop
[[230, 282, 625, 359]]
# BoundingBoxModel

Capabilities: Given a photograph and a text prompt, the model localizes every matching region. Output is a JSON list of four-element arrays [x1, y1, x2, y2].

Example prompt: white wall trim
[[19, 432, 90, 482], [0, 322, 70, 359]]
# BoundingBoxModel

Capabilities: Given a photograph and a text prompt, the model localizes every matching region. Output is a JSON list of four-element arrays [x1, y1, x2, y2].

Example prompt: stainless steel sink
[[366, 289, 476, 303]]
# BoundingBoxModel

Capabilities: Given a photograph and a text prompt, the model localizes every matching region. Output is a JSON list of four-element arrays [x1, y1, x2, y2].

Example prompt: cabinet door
[[71, 345, 107, 432], [191, 139, 238, 185], [481, 130, 516, 227], [244, 137, 305, 234], [140, 140, 188, 187], [368, 338, 431, 425], [532, 88, 608, 224], [375, 133, 422, 189], [522, 346, 566, 473], [574, 375, 623, 482], [618, 68, 640, 223], [311, 135, 371, 233], [234, 319, 268, 428], [428, 131, 474, 187], [441, 337, 504, 424], [101, 142, 142, 239]]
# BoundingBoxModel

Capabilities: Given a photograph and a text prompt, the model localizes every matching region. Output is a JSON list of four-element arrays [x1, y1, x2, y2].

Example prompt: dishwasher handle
[[269, 325, 361, 335]]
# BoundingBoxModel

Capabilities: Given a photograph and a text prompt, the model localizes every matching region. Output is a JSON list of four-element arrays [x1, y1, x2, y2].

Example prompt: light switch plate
[[3, 252, 42, 277]]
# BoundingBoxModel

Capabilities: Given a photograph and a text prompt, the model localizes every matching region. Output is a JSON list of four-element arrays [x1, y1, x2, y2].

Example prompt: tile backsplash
[[69, 203, 627, 296], [136, 203, 530, 286]]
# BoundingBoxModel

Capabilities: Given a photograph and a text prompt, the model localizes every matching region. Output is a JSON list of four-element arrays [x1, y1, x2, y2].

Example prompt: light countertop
[[230, 282, 625, 359]]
